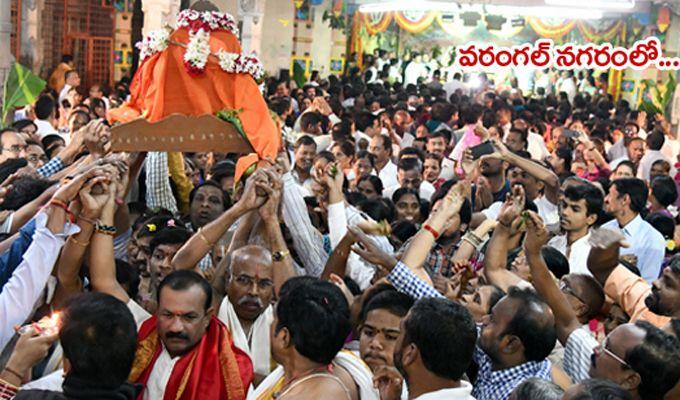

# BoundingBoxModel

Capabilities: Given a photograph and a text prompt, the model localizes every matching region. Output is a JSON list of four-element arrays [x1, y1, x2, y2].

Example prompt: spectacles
[[594, 337, 631, 369], [2, 145, 26, 154]]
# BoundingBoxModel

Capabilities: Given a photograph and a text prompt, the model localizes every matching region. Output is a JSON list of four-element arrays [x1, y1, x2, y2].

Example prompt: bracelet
[[78, 214, 98, 225], [0, 378, 18, 399], [68, 236, 90, 247], [423, 224, 440, 240], [48, 199, 75, 223], [3, 366, 22, 382], [95, 223, 116, 236], [197, 228, 214, 247]]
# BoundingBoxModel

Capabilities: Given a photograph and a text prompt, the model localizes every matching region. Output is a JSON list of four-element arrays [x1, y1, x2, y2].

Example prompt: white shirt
[[414, 381, 475, 400], [527, 131, 550, 161], [383, 181, 435, 202], [602, 214, 666, 283], [637, 150, 675, 181], [607, 139, 628, 162], [548, 232, 592, 275], [0, 212, 76, 351], [377, 160, 399, 190], [482, 196, 559, 234], [609, 155, 630, 171], [59, 84, 72, 103], [35, 119, 58, 137]]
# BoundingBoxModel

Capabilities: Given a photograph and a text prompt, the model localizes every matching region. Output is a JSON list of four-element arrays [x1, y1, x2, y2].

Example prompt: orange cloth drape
[[111, 27, 279, 183]]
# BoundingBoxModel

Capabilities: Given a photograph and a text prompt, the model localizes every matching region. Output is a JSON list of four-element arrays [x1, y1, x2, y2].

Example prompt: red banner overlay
[[455, 37, 677, 70]]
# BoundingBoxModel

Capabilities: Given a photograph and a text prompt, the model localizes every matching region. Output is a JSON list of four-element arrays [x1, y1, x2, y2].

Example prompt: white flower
[[136, 28, 171, 61], [184, 28, 211, 71], [217, 50, 239, 72]]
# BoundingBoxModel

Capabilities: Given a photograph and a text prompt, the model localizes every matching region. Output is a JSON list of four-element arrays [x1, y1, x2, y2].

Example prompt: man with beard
[[218, 245, 276, 383], [372, 298, 477, 400], [524, 220, 680, 398], [548, 183, 602, 275], [469, 154, 510, 212], [357, 288, 414, 373]]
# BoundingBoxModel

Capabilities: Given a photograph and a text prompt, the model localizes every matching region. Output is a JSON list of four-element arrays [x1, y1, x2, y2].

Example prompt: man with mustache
[[218, 245, 276, 384], [524, 220, 680, 398]]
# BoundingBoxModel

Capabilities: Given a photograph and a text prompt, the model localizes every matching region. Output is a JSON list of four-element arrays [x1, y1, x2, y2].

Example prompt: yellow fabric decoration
[[167, 151, 194, 214]]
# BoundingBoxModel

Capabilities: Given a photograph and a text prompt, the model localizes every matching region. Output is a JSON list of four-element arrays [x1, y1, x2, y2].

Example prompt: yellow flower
[[147, 224, 157, 232]]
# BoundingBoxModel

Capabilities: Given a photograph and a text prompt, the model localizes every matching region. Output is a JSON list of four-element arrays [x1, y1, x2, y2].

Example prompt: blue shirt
[[0, 219, 37, 289]]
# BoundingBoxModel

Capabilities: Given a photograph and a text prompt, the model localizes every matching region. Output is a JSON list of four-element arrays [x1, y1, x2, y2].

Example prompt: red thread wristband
[[423, 224, 440, 239]]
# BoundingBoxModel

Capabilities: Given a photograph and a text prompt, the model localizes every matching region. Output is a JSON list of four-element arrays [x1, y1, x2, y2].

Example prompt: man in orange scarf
[[126, 270, 253, 400]]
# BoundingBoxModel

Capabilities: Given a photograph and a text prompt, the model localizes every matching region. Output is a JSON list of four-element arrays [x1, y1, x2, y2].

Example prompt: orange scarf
[[129, 316, 253, 400]]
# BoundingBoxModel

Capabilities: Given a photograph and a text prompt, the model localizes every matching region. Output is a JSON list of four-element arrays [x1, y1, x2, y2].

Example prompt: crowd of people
[[0, 38, 679, 400]]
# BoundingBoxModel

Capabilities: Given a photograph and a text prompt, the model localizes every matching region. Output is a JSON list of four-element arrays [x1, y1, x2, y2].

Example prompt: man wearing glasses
[[0, 129, 27, 164], [524, 218, 680, 399]]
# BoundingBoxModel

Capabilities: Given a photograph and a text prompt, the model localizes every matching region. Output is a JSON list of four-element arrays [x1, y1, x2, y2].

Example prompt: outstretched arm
[[524, 211, 580, 345]]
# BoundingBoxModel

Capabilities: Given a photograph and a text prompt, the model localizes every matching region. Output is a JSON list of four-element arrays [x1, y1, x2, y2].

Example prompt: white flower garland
[[183, 28, 211, 75], [216, 51, 265, 82], [176, 9, 240, 38], [136, 28, 171, 62], [135, 10, 265, 81]]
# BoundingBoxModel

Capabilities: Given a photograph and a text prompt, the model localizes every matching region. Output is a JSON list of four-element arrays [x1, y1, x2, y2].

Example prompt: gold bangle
[[197, 229, 214, 247], [68, 236, 90, 247], [3, 366, 23, 382]]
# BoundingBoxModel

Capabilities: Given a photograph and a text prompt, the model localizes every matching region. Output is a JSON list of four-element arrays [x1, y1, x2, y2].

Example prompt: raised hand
[[78, 174, 113, 220], [236, 169, 269, 212], [497, 184, 526, 234], [5, 326, 59, 382], [349, 225, 398, 271], [587, 227, 629, 284], [523, 211, 549, 256], [474, 176, 493, 211], [257, 169, 283, 220], [53, 166, 111, 204]]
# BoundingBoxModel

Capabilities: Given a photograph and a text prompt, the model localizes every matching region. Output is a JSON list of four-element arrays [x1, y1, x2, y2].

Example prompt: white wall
[[260, 0, 295, 78]]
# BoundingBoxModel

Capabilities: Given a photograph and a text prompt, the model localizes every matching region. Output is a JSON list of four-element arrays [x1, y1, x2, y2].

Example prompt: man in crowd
[[602, 178, 665, 283], [370, 134, 399, 189], [291, 136, 317, 195], [383, 158, 435, 201]]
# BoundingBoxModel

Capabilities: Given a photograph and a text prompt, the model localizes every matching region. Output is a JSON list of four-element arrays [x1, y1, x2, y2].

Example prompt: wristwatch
[[272, 250, 290, 262]]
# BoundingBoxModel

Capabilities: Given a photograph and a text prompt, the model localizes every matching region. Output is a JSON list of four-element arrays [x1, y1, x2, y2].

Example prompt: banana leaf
[[2, 63, 46, 125]]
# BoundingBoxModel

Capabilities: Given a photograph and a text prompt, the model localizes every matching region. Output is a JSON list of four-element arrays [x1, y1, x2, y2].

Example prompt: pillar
[[0, 0, 15, 109], [142, 0, 181, 35], [238, 0, 264, 56]]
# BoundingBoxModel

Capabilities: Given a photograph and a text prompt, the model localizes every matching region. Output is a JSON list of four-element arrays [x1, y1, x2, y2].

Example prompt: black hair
[[651, 159, 671, 174], [541, 246, 570, 279], [11, 119, 38, 132], [355, 150, 376, 168], [269, 97, 292, 116], [392, 187, 420, 205], [397, 157, 421, 174], [0, 157, 28, 183], [645, 212, 675, 240], [511, 377, 563, 400], [461, 104, 484, 125], [567, 378, 632, 400], [645, 131, 665, 151], [564, 182, 604, 221], [614, 160, 636, 174], [64, 70, 79, 81], [300, 111, 323, 133], [359, 289, 414, 324], [294, 135, 316, 149], [149, 226, 191, 255], [157, 270, 213, 311], [508, 128, 528, 148], [189, 180, 231, 211], [89, 97, 106, 114], [554, 147, 573, 172], [136, 215, 182, 239], [115, 259, 140, 300], [430, 102, 455, 123], [426, 130, 449, 143], [403, 298, 476, 380], [504, 287, 557, 362], [650, 175, 678, 208], [611, 178, 648, 214], [41, 134, 66, 153], [332, 141, 356, 159], [357, 175, 384, 196], [314, 150, 335, 164], [34, 95, 56, 120], [358, 198, 394, 222], [61, 54, 74, 63], [485, 285, 506, 313], [355, 111, 377, 132], [209, 160, 236, 185], [275, 280, 350, 364], [390, 220, 418, 245], [626, 321, 680, 399], [60, 293, 137, 388], [0, 176, 55, 211], [398, 147, 425, 163]]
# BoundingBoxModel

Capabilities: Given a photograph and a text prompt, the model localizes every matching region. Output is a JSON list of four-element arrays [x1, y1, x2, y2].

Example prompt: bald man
[[218, 245, 276, 383]]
